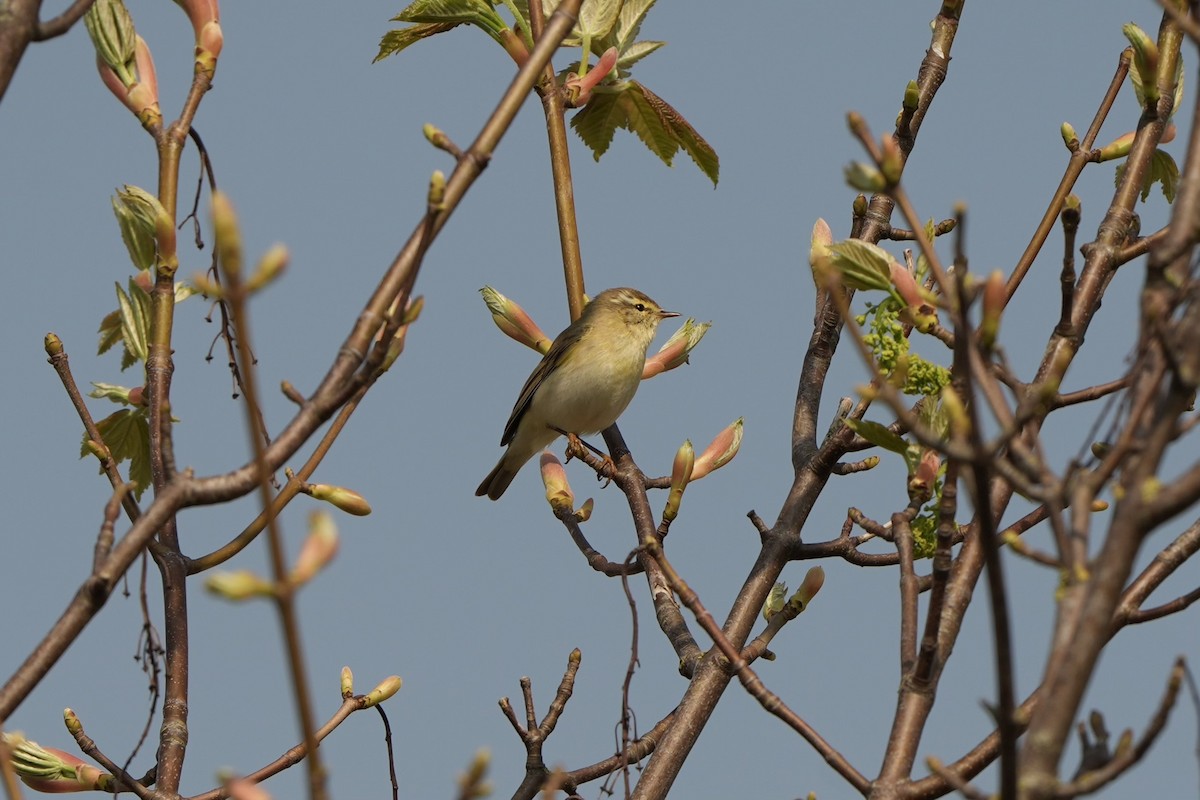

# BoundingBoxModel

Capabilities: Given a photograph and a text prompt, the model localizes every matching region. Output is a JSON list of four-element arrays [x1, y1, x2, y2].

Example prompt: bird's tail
[[475, 458, 518, 500]]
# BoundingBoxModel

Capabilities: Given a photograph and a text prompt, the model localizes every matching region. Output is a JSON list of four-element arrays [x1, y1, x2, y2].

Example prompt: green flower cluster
[[857, 298, 951, 397]]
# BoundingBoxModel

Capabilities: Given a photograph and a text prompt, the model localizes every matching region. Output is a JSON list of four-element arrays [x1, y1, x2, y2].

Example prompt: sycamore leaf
[[98, 309, 122, 356], [825, 239, 894, 293], [374, 21, 460, 62], [397, 0, 505, 28], [1115, 149, 1179, 203], [114, 279, 149, 366], [89, 382, 136, 405], [577, 0, 622, 40], [616, 39, 664, 69], [570, 80, 718, 186], [842, 418, 909, 455], [596, 0, 656, 55], [84, 408, 152, 499]]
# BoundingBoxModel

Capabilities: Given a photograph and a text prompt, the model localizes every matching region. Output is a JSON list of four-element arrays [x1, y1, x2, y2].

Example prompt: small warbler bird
[[476, 287, 678, 500]]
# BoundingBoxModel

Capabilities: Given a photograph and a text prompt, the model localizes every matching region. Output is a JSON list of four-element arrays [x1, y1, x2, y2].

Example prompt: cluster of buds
[[3, 730, 113, 793], [338, 665, 404, 709], [86, 0, 160, 129], [816, 227, 939, 332], [760, 567, 826, 622]]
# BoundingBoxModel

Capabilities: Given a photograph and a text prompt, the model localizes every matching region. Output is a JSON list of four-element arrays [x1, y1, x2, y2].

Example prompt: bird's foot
[[562, 431, 615, 487]]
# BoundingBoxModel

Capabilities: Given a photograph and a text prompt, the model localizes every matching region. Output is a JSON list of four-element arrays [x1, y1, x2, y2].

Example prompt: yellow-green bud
[[429, 170, 446, 209], [663, 440, 694, 522], [903, 80, 920, 111], [44, 332, 63, 357], [844, 161, 887, 193], [308, 483, 372, 516], [205, 570, 274, 600], [762, 581, 787, 621], [1060, 121, 1079, 150], [246, 244, 289, 293], [363, 675, 403, 707], [211, 191, 242, 279], [340, 666, 354, 698]]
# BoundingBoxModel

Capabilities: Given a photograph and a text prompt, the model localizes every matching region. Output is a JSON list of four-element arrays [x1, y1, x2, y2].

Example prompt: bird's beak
[[660, 310, 680, 319]]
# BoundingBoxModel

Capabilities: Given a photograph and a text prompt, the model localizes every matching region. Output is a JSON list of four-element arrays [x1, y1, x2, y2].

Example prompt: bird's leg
[[554, 427, 617, 485]]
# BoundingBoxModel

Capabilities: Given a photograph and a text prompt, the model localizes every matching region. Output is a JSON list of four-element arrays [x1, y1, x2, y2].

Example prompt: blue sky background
[[2, 2, 1197, 798]]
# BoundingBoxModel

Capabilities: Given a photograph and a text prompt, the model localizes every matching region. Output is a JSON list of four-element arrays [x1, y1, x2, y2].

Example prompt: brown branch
[[0, 0, 584, 723], [643, 540, 871, 794], [502, 650, 582, 800], [1051, 658, 1186, 798], [1004, 48, 1130, 303], [33, 0, 94, 40]]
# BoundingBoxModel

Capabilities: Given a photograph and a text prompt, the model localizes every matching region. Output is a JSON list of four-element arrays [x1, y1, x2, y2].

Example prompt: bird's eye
[[634, 303, 646, 311]]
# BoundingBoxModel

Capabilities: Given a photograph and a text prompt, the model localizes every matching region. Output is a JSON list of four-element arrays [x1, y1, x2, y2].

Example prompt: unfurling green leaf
[[825, 239, 894, 293], [374, 21, 459, 61], [842, 418, 909, 455], [113, 279, 150, 366], [1115, 149, 1179, 203], [570, 80, 718, 186], [112, 185, 166, 272], [397, 0, 506, 36], [83, 408, 151, 498]]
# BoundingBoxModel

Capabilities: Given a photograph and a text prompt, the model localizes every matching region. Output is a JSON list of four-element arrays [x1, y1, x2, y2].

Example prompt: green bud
[[205, 570, 274, 600], [308, 484, 371, 516], [85, 0, 138, 85], [844, 161, 887, 193], [903, 80, 920, 111], [246, 244, 289, 293], [1060, 121, 1078, 150], [340, 666, 354, 698], [112, 185, 166, 272], [363, 675, 403, 707], [762, 581, 787, 621]]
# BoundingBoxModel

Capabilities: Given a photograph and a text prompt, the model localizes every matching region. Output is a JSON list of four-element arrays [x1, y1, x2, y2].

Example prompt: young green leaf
[[570, 80, 718, 186], [374, 21, 459, 61], [826, 239, 894, 293], [83, 408, 152, 499], [842, 418, 909, 455]]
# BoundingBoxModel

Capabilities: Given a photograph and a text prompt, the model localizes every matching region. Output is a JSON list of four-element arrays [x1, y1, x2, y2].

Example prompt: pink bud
[[691, 418, 743, 480], [540, 452, 574, 513], [565, 46, 619, 106], [480, 286, 551, 354], [908, 448, 941, 501], [796, 566, 825, 605], [643, 318, 710, 378], [890, 260, 938, 331], [290, 511, 339, 586]]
